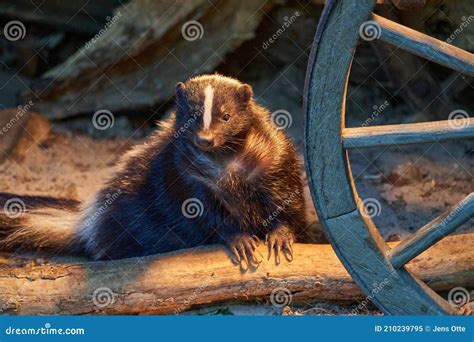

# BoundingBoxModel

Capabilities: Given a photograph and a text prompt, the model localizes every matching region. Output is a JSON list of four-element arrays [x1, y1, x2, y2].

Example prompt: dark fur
[[0, 75, 308, 264]]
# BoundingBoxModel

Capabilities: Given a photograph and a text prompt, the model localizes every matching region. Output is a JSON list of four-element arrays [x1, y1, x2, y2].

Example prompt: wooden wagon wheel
[[304, 0, 474, 315]]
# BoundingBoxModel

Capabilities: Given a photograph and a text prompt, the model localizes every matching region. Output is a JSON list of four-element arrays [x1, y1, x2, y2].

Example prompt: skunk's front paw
[[228, 233, 262, 270], [265, 226, 294, 264]]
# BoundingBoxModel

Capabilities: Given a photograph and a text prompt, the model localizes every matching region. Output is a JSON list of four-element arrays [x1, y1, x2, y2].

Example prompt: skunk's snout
[[194, 133, 215, 149]]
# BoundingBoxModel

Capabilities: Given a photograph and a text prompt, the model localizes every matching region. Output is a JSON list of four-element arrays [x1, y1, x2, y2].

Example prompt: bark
[[0, 234, 472, 315]]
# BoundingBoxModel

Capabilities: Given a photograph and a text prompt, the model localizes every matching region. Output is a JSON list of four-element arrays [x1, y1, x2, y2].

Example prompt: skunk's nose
[[194, 135, 214, 149]]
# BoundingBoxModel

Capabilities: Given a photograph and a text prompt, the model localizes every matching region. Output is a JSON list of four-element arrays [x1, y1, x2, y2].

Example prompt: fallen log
[[0, 234, 472, 315]]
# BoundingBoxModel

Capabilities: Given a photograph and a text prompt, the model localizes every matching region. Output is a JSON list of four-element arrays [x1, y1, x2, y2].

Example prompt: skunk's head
[[175, 74, 255, 151]]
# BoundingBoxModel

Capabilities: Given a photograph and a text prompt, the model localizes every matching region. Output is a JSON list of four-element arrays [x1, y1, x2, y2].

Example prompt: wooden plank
[[343, 118, 474, 149], [372, 13, 474, 76], [389, 193, 474, 268], [1, 234, 472, 315], [323, 208, 454, 315], [304, 0, 377, 219]]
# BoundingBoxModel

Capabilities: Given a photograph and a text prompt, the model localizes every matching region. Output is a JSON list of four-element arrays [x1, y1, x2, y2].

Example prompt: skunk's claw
[[265, 227, 295, 264], [228, 233, 262, 270]]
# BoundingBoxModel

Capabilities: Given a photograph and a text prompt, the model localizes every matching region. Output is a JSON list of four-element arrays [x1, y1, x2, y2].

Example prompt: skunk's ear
[[175, 82, 187, 113], [236, 84, 253, 103], [176, 82, 186, 101]]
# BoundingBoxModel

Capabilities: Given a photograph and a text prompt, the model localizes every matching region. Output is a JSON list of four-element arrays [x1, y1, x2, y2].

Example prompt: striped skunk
[[0, 74, 308, 269]]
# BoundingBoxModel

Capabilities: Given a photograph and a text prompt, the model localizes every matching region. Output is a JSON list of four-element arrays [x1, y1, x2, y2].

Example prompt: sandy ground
[[0, 131, 131, 202], [350, 140, 474, 239]]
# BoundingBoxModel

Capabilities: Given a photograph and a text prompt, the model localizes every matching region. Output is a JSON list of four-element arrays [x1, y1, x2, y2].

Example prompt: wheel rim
[[304, 0, 473, 315]]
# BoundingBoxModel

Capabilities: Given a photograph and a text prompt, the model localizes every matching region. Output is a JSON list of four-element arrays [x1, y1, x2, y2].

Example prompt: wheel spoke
[[372, 13, 474, 76], [389, 193, 474, 268], [342, 118, 474, 149]]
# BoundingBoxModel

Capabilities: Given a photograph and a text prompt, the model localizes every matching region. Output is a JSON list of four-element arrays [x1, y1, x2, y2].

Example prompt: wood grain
[[303, 0, 376, 219], [373, 13, 474, 76], [323, 209, 455, 315], [390, 193, 474, 268], [0, 235, 472, 315], [343, 118, 474, 149]]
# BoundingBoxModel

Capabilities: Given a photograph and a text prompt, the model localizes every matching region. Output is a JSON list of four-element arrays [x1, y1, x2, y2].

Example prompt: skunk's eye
[[222, 114, 230, 122]]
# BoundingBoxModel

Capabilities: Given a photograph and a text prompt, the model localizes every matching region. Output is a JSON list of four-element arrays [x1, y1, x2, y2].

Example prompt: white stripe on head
[[203, 85, 214, 130]]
